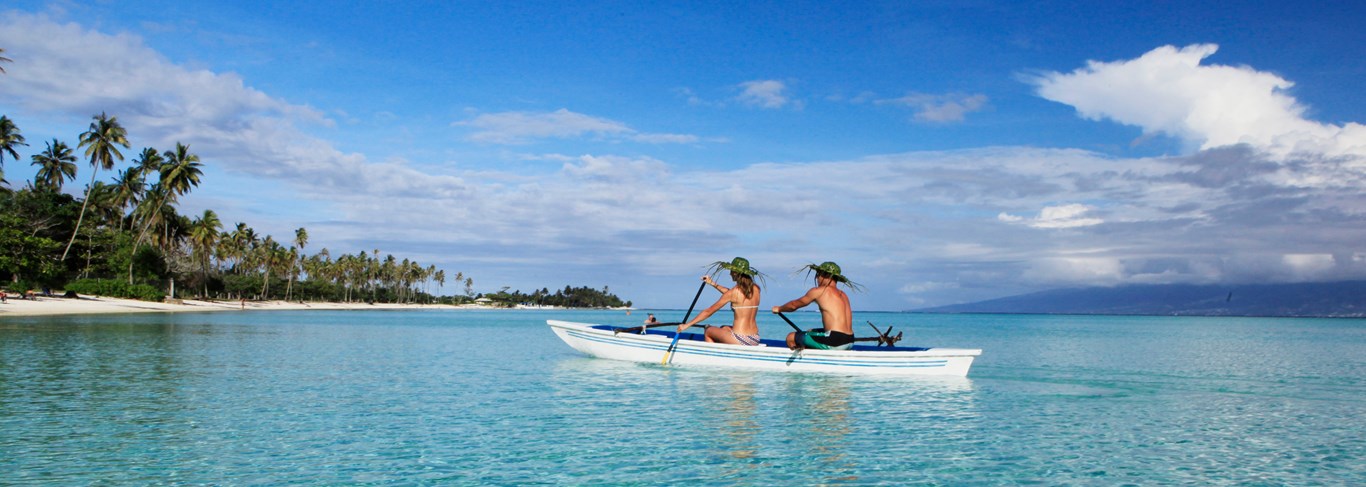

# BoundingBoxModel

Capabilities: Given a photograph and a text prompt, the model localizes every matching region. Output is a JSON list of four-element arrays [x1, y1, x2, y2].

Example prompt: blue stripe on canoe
[[611, 326, 931, 352], [563, 329, 948, 369]]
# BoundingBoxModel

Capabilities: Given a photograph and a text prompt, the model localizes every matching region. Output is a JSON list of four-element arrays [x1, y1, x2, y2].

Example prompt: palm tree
[[256, 236, 286, 299], [123, 147, 163, 227], [285, 227, 308, 301], [84, 182, 121, 229], [111, 168, 145, 230], [0, 47, 11, 74], [157, 143, 203, 198], [75, 181, 119, 279], [371, 248, 380, 302], [0, 115, 25, 166], [65, 113, 130, 261], [128, 143, 202, 283], [131, 147, 163, 180], [31, 139, 78, 192], [382, 255, 398, 302], [188, 210, 221, 298], [302, 250, 329, 302], [0, 115, 27, 188], [226, 223, 257, 274], [426, 265, 437, 302]]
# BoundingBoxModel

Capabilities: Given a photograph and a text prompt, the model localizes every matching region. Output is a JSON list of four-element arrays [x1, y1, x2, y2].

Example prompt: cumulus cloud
[[1031, 43, 1366, 160], [456, 108, 699, 145], [879, 92, 989, 122], [0, 11, 460, 200], [736, 79, 800, 109]]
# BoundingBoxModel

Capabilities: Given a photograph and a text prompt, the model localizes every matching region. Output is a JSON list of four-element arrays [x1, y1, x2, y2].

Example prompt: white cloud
[[879, 92, 989, 122], [4, 13, 1365, 308], [458, 109, 631, 144], [0, 11, 457, 200], [629, 133, 700, 144], [1032, 43, 1366, 160], [456, 108, 700, 145], [999, 203, 1104, 229], [736, 80, 799, 109], [1023, 257, 1125, 285], [1282, 253, 1334, 279]]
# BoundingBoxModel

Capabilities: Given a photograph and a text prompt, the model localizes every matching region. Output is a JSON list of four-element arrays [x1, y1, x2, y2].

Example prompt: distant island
[[477, 285, 630, 309], [914, 281, 1366, 318]]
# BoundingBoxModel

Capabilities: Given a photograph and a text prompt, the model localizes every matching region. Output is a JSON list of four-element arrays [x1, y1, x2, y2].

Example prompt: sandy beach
[[0, 295, 490, 318]]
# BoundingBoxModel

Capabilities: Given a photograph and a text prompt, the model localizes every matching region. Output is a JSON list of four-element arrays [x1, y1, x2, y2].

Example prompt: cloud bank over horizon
[[2, 9, 1364, 308]]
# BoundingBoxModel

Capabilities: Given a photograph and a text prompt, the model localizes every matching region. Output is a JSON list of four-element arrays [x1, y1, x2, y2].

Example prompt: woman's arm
[[679, 294, 728, 332]]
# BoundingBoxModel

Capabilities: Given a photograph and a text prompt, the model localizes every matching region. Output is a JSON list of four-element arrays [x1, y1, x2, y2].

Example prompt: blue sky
[[2, 1, 1365, 310]]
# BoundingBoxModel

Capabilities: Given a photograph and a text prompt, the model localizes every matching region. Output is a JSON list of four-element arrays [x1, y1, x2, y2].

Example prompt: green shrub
[[65, 278, 166, 302], [7, 278, 36, 294]]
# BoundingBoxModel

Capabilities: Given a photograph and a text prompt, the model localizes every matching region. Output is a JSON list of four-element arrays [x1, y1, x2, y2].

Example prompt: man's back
[[811, 283, 853, 335]]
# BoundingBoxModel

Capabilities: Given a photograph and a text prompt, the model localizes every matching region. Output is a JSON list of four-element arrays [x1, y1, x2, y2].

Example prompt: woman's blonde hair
[[731, 271, 757, 299]]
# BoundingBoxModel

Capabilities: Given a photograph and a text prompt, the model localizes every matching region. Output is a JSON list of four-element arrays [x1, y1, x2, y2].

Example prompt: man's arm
[[772, 287, 819, 314]]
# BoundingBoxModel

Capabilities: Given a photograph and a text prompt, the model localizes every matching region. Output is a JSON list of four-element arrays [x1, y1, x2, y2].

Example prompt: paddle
[[775, 311, 803, 332], [661, 281, 707, 365], [778, 314, 902, 347]]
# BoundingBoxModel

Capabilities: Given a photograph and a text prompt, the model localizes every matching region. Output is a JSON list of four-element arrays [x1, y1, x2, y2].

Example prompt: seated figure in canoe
[[773, 261, 862, 351], [677, 257, 766, 346]]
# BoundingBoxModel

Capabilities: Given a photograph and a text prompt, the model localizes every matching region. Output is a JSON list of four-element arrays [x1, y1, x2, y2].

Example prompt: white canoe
[[547, 320, 982, 377]]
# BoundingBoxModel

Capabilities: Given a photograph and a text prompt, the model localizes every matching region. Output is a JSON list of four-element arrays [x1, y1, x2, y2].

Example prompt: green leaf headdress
[[705, 256, 767, 284], [799, 261, 865, 292]]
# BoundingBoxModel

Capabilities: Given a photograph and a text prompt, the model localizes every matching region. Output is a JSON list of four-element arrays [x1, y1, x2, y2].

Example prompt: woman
[[677, 257, 765, 346]]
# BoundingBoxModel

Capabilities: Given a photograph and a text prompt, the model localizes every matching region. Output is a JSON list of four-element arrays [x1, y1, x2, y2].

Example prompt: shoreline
[[0, 295, 509, 318]]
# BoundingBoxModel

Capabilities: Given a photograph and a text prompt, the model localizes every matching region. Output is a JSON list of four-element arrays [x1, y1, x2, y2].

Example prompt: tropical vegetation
[[0, 50, 629, 307], [482, 285, 631, 308], [0, 112, 472, 304]]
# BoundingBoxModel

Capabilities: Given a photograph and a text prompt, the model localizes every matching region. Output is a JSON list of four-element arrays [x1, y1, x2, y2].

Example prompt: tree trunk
[[60, 170, 100, 261]]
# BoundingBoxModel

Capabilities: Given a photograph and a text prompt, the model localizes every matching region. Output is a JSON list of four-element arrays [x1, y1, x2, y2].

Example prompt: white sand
[[0, 295, 493, 317]]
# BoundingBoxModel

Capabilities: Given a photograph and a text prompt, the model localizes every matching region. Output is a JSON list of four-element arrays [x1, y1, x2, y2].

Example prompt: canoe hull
[[548, 320, 980, 377]]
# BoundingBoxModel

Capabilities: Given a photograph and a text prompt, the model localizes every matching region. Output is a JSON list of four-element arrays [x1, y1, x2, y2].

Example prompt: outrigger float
[[547, 319, 982, 377]]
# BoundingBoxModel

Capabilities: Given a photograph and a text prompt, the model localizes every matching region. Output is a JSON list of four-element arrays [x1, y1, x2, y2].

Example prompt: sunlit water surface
[[2, 309, 1362, 484]]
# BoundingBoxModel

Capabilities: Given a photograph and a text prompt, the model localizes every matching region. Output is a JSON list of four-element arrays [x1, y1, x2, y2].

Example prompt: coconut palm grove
[[0, 109, 457, 303], [0, 110, 628, 309], [0, 50, 626, 308]]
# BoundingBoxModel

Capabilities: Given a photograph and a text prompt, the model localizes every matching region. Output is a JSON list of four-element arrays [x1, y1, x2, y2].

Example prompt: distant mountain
[[916, 281, 1366, 318]]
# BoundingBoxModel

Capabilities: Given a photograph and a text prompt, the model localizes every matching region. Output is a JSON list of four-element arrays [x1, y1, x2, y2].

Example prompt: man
[[771, 261, 861, 350]]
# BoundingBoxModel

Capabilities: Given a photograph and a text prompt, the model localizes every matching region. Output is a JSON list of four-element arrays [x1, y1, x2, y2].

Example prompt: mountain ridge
[[913, 281, 1366, 318]]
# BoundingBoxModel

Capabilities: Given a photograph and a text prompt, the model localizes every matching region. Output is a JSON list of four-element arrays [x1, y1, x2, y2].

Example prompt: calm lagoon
[[2, 309, 1363, 484]]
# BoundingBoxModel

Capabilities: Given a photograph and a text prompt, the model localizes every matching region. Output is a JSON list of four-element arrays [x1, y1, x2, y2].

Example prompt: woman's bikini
[[726, 304, 762, 345]]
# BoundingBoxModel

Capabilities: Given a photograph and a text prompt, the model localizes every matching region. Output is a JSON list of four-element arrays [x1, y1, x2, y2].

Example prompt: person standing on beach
[[677, 257, 766, 346], [772, 262, 861, 350]]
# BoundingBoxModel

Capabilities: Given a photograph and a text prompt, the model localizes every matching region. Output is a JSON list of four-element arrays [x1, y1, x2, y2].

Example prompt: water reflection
[[717, 375, 759, 461], [779, 375, 859, 483], [543, 355, 985, 483]]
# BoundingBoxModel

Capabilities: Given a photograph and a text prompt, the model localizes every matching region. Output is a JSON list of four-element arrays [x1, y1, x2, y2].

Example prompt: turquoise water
[[1, 309, 1362, 484]]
